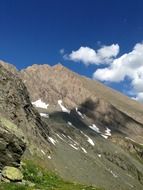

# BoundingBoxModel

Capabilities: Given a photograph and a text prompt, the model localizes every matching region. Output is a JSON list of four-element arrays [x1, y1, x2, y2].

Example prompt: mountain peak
[[0, 60, 18, 75], [24, 63, 51, 70], [52, 63, 63, 68], [52, 63, 69, 72], [22, 63, 68, 73]]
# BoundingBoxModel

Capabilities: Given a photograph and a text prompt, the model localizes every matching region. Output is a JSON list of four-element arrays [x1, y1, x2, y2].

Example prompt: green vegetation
[[0, 184, 29, 190], [0, 160, 103, 190]]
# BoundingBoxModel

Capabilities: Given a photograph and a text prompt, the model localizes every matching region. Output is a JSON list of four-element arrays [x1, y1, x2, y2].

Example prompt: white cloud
[[68, 44, 119, 65], [131, 67, 143, 92], [69, 47, 98, 65], [97, 44, 119, 59], [93, 42, 143, 102], [93, 54, 130, 82], [67, 42, 143, 103], [132, 93, 143, 102]]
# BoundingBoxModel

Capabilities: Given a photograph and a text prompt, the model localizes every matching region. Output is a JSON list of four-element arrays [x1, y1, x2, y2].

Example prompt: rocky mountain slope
[[0, 61, 143, 190], [20, 63, 143, 190], [20, 63, 143, 144], [0, 62, 52, 166]]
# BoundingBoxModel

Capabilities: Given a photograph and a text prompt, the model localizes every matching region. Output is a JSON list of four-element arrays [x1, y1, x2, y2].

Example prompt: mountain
[[0, 61, 143, 190], [20, 63, 143, 189], [20, 63, 143, 143]]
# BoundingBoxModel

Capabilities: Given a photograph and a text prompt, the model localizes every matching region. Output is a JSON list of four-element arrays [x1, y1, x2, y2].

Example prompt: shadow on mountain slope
[[48, 98, 143, 138], [44, 99, 143, 190]]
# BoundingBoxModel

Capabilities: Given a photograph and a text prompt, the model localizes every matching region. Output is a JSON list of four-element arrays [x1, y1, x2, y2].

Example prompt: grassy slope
[[0, 160, 103, 190]]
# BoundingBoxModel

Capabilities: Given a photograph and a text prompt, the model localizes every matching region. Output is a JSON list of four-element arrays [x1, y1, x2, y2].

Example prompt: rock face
[[2, 166, 23, 182], [0, 63, 50, 170], [0, 119, 25, 170]]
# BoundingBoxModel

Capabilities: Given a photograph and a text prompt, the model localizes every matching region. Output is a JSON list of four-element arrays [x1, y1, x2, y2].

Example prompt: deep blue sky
[[0, 0, 143, 97]]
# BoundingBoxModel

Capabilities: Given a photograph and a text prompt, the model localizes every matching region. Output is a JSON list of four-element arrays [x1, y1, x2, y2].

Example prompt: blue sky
[[0, 0, 143, 102]]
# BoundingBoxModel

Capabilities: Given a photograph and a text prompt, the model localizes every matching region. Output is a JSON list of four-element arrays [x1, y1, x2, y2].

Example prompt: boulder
[[2, 166, 23, 181]]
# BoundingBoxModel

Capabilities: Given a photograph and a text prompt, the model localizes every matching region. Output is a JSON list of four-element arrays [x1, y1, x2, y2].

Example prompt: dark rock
[[0, 123, 26, 170]]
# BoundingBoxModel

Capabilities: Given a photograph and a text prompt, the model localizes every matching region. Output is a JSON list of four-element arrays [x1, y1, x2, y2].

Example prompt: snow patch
[[80, 131, 95, 146], [56, 134, 64, 141], [89, 124, 100, 133], [67, 136, 79, 145], [48, 155, 51, 159], [87, 137, 95, 146], [105, 127, 111, 136], [48, 137, 56, 145], [101, 127, 111, 139], [101, 134, 108, 139], [58, 100, 70, 113], [81, 147, 87, 153], [41, 149, 46, 155], [75, 108, 84, 118], [98, 154, 101, 158], [69, 144, 78, 150], [40, 113, 49, 118], [107, 168, 118, 178], [32, 99, 49, 109], [126, 173, 135, 179], [67, 136, 73, 140], [110, 170, 118, 178], [126, 182, 134, 188], [67, 121, 72, 126]]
